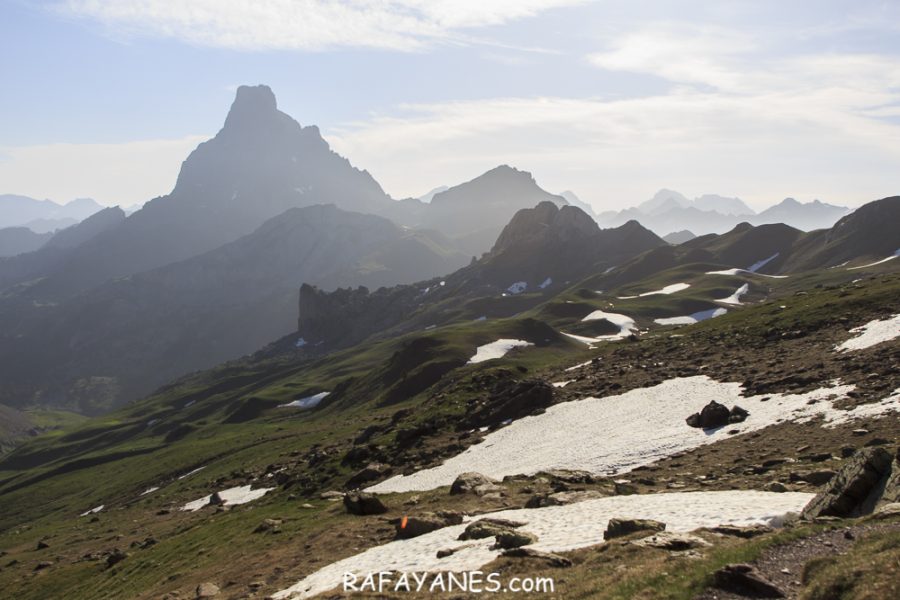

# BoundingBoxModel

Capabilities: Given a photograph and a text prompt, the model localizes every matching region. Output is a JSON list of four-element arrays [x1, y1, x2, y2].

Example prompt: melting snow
[[467, 339, 533, 364], [748, 253, 779, 273], [836, 314, 900, 351], [506, 281, 528, 295], [564, 360, 595, 372], [539, 277, 553, 289], [705, 268, 788, 279], [640, 283, 691, 297], [181, 485, 275, 512], [367, 376, 894, 494], [561, 332, 607, 346], [80, 505, 104, 517], [295, 337, 307, 348], [654, 308, 727, 326], [717, 284, 749, 305], [280, 392, 330, 409], [580, 310, 636, 337], [552, 380, 574, 388], [184, 400, 196, 409], [272, 490, 812, 600], [177, 466, 206, 480], [847, 248, 900, 270], [140, 487, 159, 496]]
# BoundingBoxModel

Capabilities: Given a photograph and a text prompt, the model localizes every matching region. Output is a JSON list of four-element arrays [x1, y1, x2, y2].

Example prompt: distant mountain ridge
[[596, 189, 850, 236], [0, 195, 104, 232]]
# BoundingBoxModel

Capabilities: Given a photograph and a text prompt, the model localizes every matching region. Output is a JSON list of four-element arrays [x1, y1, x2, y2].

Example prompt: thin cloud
[[56, 0, 587, 51]]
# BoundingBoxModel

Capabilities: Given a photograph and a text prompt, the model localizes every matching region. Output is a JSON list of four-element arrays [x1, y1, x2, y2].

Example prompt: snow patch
[[654, 308, 727, 326], [177, 466, 206, 480], [580, 310, 636, 338], [847, 248, 900, 270], [552, 380, 574, 388], [272, 490, 811, 600], [140, 487, 159, 496], [467, 339, 533, 364], [564, 360, 594, 372], [748, 253, 779, 273], [280, 392, 330, 409], [539, 277, 553, 289], [367, 376, 882, 494], [506, 281, 527, 295], [835, 314, 900, 351], [295, 337, 307, 348], [640, 283, 691, 297], [80, 505, 104, 517], [181, 485, 275, 512], [717, 284, 749, 305], [705, 268, 788, 279]]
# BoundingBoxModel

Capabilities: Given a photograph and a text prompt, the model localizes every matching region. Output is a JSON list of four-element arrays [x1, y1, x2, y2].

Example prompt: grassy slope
[[0, 261, 897, 599]]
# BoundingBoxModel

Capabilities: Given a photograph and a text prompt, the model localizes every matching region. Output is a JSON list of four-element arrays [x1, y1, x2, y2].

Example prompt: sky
[[1, 0, 899, 212]]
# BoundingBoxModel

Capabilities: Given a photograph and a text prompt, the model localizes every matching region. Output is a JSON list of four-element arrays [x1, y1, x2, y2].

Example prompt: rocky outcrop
[[450, 472, 501, 496], [395, 511, 463, 539], [712, 564, 785, 598], [604, 518, 666, 540], [801, 447, 897, 519], [343, 492, 388, 515]]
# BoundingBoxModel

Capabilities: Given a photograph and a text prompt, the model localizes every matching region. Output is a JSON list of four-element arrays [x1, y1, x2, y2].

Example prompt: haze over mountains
[[0, 84, 894, 416]]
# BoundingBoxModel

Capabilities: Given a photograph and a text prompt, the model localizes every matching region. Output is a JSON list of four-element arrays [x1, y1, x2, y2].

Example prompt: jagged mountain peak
[[491, 201, 597, 254]]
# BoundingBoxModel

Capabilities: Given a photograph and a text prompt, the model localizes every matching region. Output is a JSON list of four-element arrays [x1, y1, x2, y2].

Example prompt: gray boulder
[[801, 447, 895, 519]]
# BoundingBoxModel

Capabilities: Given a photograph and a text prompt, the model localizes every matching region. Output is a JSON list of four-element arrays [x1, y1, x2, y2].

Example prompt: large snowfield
[[467, 339, 534, 364], [368, 376, 898, 494], [272, 490, 813, 600]]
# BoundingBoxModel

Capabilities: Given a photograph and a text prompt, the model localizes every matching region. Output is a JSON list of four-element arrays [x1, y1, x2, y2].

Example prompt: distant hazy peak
[[224, 85, 278, 125]]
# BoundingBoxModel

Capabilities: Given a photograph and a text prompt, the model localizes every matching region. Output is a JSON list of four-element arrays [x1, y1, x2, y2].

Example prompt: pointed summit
[[223, 85, 278, 128]]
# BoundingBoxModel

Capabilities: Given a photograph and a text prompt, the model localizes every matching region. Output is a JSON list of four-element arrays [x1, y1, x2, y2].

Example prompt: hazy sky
[[1, 0, 899, 211]]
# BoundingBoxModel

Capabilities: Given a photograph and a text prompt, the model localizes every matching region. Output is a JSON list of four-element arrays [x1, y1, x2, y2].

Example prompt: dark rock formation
[[603, 518, 666, 540], [712, 563, 785, 598], [343, 492, 388, 515], [801, 447, 896, 519], [686, 401, 749, 429], [450, 472, 500, 496], [395, 512, 463, 539]]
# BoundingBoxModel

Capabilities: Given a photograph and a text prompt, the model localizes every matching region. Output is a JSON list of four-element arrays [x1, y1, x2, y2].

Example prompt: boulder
[[728, 405, 749, 423], [105, 549, 128, 568], [449, 472, 499, 495], [501, 547, 573, 567], [196, 582, 220, 598], [395, 512, 463, 539], [253, 518, 282, 534], [711, 564, 785, 598], [632, 531, 710, 550], [345, 463, 391, 489], [493, 530, 538, 549], [208, 492, 226, 507], [458, 519, 522, 541], [800, 470, 837, 486], [685, 401, 731, 429], [343, 492, 388, 515], [801, 447, 894, 519], [603, 518, 666, 540], [710, 524, 772, 539]]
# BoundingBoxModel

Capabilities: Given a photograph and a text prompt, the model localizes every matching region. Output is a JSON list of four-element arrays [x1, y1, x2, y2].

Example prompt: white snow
[[654, 307, 727, 326], [564, 360, 595, 372], [181, 485, 275, 512], [506, 281, 528, 295], [474, 316, 487, 322], [146, 419, 160, 427], [705, 268, 788, 279], [184, 400, 196, 409], [640, 283, 691, 297], [467, 339, 533, 364], [280, 392, 330, 409], [295, 337, 307, 348], [272, 490, 811, 600], [561, 332, 606, 346], [552, 380, 574, 388], [835, 314, 900, 351], [140, 487, 159, 496], [847, 248, 900, 270], [748, 253, 779, 273], [177, 466, 206, 480], [539, 277, 553, 289], [80, 505, 104, 517], [717, 284, 749, 305], [366, 375, 889, 494], [580, 310, 636, 338]]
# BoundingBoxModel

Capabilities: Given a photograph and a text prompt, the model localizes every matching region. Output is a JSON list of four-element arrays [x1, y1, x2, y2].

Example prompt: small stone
[[492, 530, 538, 549], [712, 563, 785, 598], [766, 481, 788, 493], [501, 547, 573, 567]]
